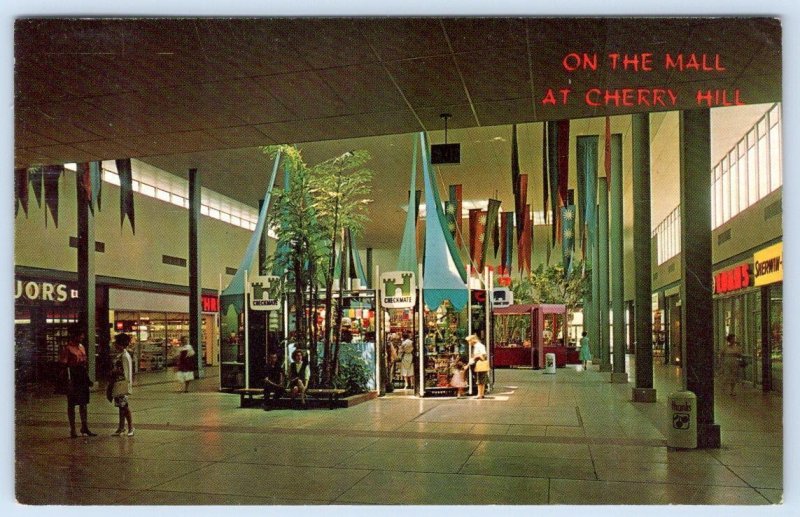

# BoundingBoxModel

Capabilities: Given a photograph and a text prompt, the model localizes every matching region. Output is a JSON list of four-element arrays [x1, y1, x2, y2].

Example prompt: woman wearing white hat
[[467, 334, 489, 399]]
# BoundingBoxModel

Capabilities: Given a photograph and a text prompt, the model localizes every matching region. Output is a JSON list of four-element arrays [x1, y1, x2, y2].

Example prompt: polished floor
[[14, 358, 782, 505]]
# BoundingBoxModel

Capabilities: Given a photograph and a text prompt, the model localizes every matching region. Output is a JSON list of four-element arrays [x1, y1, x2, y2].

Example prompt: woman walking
[[175, 337, 196, 393], [110, 333, 135, 436], [579, 331, 592, 370], [719, 334, 744, 396], [59, 326, 96, 438]]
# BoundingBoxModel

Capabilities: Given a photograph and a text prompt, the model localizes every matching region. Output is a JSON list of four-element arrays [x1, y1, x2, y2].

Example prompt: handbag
[[474, 358, 490, 372], [111, 380, 129, 398]]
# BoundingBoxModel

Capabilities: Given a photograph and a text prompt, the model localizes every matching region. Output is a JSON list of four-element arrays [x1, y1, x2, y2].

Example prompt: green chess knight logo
[[380, 271, 416, 308]]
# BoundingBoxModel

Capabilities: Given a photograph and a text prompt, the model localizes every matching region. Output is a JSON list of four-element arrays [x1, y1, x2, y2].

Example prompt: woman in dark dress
[[59, 326, 96, 438]]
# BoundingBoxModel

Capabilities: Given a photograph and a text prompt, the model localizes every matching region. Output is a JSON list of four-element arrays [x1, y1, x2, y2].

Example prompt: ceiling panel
[[254, 70, 350, 119], [384, 55, 469, 109], [316, 63, 408, 113], [359, 18, 448, 62], [455, 47, 531, 103], [70, 139, 140, 162], [442, 18, 527, 52]]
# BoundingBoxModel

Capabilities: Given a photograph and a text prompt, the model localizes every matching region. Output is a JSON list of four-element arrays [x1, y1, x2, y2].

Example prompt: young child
[[450, 358, 468, 398]]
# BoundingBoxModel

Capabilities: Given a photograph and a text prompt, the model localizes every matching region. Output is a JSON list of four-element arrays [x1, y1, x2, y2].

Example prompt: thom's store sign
[[714, 264, 750, 294], [15, 280, 78, 303]]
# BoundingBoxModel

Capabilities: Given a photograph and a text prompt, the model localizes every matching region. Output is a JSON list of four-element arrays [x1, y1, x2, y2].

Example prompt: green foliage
[[331, 347, 371, 396], [511, 260, 590, 310]]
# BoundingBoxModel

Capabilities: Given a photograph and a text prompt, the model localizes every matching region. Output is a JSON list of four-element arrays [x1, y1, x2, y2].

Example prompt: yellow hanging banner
[[753, 242, 783, 286]]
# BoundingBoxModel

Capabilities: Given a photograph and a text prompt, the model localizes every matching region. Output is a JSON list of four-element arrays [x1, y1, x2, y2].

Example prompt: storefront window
[[770, 284, 782, 392]]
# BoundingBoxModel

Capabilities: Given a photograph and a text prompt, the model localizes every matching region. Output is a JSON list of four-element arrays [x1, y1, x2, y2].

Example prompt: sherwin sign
[[380, 271, 416, 308], [753, 242, 783, 286]]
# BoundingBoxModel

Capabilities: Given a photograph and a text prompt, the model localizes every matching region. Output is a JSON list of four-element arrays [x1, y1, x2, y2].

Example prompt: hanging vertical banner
[[501, 211, 514, 274], [15, 168, 29, 217], [90, 160, 103, 211], [518, 204, 532, 274], [511, 124, 520, 197], [578, 136, 599, 262], [77, 162, 94, 214], [492, 210, 501, 259], [480, 199, 501, 272], [43, 165, 63, 228], [448, 184, 463, 246], [116, 158, 135, 233], [561, 205, 576, 277], [556, 120, 570, 244], [547, 121, 559, 245], [468, 208, 485, 273], [347, 228, 369, 288], [397, 137, 418, 272], [605, 116, 612, 190], [29, 166, 43, 209], [515, 174, 528, 251]]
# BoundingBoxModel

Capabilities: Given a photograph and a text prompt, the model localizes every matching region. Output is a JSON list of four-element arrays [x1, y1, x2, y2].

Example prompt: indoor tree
[[262, 145, 373, 387]]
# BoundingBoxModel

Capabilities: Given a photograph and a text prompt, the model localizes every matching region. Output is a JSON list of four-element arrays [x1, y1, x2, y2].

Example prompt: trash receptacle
[[667, 390, 697, 449], [544, 353, 557, 374]]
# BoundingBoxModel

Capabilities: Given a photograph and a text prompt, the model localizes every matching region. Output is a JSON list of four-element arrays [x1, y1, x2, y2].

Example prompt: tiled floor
[[14, 357, 783, 505]]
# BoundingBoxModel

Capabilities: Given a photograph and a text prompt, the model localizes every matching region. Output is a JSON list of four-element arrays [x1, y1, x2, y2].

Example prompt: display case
[[422, 300, 468, 395], [492, 304, 566, 368]]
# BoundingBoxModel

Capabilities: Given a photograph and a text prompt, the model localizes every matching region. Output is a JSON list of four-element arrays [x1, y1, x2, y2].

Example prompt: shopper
[[287, 349, 309, 408], [59, 326, 96, 438], [719, 334, 744, 396], [175, 337, 196, 393], [579, 331, 592, 370], [386, 332, 399, 390], [110, 333, 135, 436], [450, 358, 468, 398], [263, 352, 286, 411], [399, 333, 415, 390], [467, 334, 489, 399]]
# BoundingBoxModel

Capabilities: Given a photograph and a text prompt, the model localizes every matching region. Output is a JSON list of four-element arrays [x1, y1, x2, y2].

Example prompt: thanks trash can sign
[[249, 275, 281, 311]]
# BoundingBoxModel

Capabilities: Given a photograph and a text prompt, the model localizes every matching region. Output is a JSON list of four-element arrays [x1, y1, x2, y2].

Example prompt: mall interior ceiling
[[14, 17, 781, 247]]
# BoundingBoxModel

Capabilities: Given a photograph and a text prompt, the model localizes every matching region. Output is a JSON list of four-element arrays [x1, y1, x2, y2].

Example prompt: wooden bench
[[305, 388, 347, 409], [232, 387, 347, 409], [233, 388, 264, 408]]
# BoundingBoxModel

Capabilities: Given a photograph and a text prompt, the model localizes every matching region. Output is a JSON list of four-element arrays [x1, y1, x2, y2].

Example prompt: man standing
[[263, 352, 285, 411]]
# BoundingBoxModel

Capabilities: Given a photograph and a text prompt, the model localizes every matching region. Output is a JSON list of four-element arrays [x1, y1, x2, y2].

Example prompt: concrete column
[[631, 113, 656, 402], [591, 203, 601, 363], [610, 134, 627, 383], [598, 177, 611, 372], [189, 168, 203, 378], [679, 109, 720, 448], [76, 170, 96, 383]]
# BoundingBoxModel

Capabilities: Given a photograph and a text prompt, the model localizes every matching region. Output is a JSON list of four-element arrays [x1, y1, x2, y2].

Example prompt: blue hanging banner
[[420, 132, 467, 310], [221, 149, 282, 313]]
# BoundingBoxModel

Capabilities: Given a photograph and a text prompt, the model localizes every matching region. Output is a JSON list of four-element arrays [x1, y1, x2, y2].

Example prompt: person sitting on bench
[[288, 349, 310, 408], [263, 352, 285, 411]]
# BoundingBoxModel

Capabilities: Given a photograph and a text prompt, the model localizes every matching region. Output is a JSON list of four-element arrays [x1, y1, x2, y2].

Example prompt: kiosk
[[492, 304, 566, 368]]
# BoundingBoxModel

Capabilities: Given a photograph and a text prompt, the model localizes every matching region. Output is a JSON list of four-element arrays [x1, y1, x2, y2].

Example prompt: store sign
[[15, 280, 77, 303], [202, 295, 219, 313], [753, 242, 783, 286], [492, 288, 514, 308], [249, 275, 281, 311], [380, 271, 416, 308], [714, 264, 751, 294]]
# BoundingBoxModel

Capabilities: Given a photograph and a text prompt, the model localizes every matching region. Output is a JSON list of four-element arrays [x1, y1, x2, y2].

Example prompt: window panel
[[730, 155, 739, 217], [770, 121, 782, 190]]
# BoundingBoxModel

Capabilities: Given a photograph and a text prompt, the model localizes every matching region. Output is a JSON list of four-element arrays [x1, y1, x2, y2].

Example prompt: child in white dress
[[450, 359, 468, 398]]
